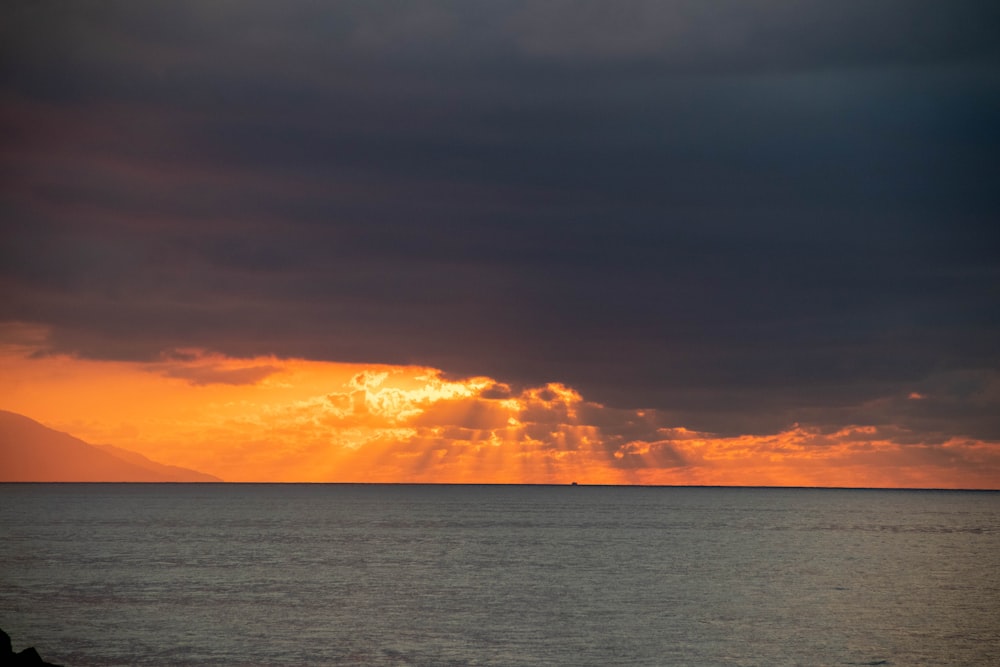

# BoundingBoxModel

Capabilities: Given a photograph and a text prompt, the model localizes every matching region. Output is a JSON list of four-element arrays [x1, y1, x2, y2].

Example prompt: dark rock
[[15, 647, 43, 664], [0, 628, 63, 666]]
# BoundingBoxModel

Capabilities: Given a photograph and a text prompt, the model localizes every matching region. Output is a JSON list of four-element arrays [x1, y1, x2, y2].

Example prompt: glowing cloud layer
[[1, 325, 997, 488]]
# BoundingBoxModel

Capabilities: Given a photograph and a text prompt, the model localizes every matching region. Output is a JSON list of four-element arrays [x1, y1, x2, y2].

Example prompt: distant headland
[[0, 410, 221, 482]]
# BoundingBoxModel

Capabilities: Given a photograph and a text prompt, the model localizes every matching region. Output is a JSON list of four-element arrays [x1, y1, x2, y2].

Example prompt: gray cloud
[[156, 362, 283, 387], [2, 1, 998, 441]]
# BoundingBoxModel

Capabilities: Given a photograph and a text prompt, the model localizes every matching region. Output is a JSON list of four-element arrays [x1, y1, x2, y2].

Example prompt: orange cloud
[[1, 324, 998, 488]]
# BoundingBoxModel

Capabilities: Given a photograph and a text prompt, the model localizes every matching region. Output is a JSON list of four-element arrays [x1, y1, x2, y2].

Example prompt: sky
[[2, 1, 999, 487]]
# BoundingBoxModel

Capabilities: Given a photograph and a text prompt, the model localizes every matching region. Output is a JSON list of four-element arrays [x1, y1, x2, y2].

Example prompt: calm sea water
[[1, 484, 998, 666]]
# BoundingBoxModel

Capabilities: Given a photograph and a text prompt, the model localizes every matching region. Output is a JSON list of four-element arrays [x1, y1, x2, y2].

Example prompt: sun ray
[[1, 331, 997, 488]]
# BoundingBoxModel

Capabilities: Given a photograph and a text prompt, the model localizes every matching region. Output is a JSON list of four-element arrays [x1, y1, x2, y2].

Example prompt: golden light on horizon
[[1, 323, 998, 489]]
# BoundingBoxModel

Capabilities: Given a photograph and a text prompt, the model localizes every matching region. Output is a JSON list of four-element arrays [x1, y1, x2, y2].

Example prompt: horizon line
[[2, 481, 996, 492]]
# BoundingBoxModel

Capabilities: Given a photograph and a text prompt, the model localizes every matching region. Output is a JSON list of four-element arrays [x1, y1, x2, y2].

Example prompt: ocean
[[1, 484, 998, 666]]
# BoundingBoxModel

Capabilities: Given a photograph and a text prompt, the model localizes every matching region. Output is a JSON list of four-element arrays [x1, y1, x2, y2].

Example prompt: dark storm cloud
[[2, 1, 999, 439]]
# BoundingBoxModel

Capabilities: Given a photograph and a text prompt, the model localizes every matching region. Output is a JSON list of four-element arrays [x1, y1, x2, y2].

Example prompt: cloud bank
[[1, 2, 998, 481], [1, 339, 996, 487]]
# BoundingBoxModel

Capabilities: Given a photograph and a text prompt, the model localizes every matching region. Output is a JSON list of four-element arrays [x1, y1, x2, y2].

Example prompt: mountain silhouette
[[0, 410, 221, 482]]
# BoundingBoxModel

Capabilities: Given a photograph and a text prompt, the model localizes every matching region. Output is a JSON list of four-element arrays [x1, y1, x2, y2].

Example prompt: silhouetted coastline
[[1, 629, 62, 666]]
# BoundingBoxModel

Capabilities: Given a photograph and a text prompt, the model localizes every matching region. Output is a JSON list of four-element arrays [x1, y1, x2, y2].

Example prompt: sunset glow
[[3, 325, 997, 488], [4, 3, 998, 491]]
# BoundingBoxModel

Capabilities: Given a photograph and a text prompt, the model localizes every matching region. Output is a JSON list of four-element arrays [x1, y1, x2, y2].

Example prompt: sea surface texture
[[1, 484, 998, 666]]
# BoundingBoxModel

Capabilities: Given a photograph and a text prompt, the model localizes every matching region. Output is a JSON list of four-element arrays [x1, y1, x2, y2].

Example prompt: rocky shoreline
[[1, 629, 62, 666]]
